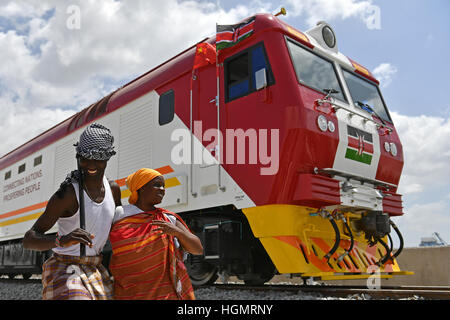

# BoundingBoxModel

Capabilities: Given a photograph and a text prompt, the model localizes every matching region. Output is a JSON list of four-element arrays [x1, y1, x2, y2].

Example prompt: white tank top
[[53, 176, 115, 256]]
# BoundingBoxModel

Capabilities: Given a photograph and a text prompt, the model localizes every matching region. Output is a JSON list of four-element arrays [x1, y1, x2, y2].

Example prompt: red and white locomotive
[[0, 13, 409, 284]]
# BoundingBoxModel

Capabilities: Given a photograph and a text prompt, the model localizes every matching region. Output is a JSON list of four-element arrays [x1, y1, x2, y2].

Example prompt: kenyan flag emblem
[[345, 125, 374, 165], [216, 17, 256, 51]]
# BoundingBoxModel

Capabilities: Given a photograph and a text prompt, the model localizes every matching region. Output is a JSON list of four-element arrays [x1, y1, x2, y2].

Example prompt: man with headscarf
[[23, 123, 122, 300]]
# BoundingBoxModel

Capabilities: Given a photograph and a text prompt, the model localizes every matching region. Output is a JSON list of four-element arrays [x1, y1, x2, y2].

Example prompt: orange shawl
[[109, 208, 195, 300]]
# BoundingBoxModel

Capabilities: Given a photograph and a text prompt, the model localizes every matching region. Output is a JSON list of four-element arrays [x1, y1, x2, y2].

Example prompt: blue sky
[[0, 0, 449, 247]]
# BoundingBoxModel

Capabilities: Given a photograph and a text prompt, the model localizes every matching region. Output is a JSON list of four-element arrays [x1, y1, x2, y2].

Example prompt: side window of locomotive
[[159, 89, 175, 125], [226, 52, 250, 101], [4, 170, 11, 180], [225, 44, 274, 102], [286, 38, 345, 102]]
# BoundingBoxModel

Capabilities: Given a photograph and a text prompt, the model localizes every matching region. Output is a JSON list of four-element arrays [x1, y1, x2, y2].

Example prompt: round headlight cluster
[[327, 120, 335, 132], [384, 141, 398, 156], [390, 142, 398, 156], [322, 26, 336, 48], [317, 115, 328, 131], [317, 115, 335, 133]]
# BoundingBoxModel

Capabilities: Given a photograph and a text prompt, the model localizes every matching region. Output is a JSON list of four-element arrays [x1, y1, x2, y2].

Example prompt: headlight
[[322, 26, 336, 48], [317, 115, 328, 132], [384, 141, 390, 153], [327, 120, 335, 132], [390, 142, 397, 156]]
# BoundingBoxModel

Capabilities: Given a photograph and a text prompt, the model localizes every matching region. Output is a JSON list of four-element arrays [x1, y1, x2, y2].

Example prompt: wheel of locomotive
[[22, 273, 32, 280], [243, 265, 276, 286], [186, 255, 218, 286], [243, 240, 276, 285]]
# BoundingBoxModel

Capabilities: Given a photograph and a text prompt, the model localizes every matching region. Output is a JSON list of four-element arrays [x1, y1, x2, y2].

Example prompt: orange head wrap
[[126, 168, 162, 205]]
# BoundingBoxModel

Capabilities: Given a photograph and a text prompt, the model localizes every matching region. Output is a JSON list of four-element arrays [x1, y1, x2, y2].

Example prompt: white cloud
[[401, 183, 423, 195], [391, 111, 450, 246], [0, 0, 390, 158], [0, 108, 74, 156], [392, 112, 450, 196], [0, 1, 52, 18], [0, 0, 262, 157], [395, 200, 450, 247], [285, 0, 381, 29], [373, 63, 398, 88]]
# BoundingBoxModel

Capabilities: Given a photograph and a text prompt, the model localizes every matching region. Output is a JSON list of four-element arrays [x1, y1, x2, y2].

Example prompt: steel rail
[[2, 277, 450, 299], [211, 283, 450, 300], [0, 278, 42, 285]]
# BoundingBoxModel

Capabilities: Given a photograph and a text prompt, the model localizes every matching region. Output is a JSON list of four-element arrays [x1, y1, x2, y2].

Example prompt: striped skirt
[[42, 253, 113, 300]]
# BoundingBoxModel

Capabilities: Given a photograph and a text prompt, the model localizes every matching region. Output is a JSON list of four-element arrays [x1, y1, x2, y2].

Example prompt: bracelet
[[55, 233, 63, 248]]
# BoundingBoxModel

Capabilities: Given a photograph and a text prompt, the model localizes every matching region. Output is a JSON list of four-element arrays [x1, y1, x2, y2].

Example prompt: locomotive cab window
[[286, 38, 345, 102], [227, 52, 250, 101], [159, 89, 175, 125], [225, 43, 274, 102], [4, 170, 11, 180], [342, 69, 392, 123]]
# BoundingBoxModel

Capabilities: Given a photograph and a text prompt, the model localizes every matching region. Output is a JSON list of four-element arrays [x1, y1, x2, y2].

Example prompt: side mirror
[[255, 68, 267, 91]]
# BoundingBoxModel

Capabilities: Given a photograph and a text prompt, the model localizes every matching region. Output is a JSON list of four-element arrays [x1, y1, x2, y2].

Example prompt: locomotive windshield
[[342, 69, 392, 123], [286, 38, 345, 102]]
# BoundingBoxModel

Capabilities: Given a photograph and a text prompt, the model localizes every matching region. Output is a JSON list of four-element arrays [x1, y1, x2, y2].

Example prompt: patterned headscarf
[[126, 168, 162, 205], [56, 123, 115, 198], [74, 123, 116, 161]]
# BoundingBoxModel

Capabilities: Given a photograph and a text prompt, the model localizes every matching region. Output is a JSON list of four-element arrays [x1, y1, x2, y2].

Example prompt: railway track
[[2, 276, 449, 300], [211, 283, 450, 300], [0, 278, 42, 285]]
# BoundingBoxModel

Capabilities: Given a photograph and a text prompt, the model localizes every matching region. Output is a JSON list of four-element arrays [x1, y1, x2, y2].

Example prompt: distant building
[[419, 232, 448, 247]]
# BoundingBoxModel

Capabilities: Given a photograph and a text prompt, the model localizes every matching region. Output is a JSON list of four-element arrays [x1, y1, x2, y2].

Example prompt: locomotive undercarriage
[[0, 239, 49, 279], [242, 204, 413, 282], [180, 202, 412, 286], [0, 238, 110, 279], [181, 206, 277, 286]]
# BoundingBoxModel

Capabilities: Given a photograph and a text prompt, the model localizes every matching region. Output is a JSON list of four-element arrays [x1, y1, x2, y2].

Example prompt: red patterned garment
[[109, 208, 195, 300]]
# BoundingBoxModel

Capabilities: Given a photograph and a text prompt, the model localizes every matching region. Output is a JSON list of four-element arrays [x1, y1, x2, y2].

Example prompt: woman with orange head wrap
[[109, 168, 203, 300], [126, 168, 162, 205]]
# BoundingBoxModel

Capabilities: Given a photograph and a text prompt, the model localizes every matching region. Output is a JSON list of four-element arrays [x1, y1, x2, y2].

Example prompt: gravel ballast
[[0, 275, 423, 300]]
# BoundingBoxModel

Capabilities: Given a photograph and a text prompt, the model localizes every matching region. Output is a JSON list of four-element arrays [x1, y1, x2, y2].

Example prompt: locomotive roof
[[0, 13, 376, 171]]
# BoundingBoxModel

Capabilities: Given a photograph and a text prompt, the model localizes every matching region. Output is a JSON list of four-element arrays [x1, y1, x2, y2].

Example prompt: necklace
[[83, 183, 104, 202]]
